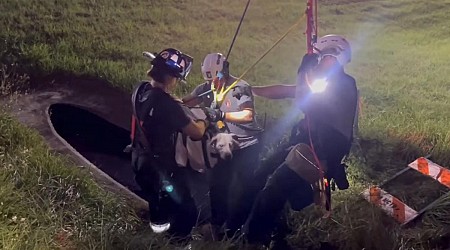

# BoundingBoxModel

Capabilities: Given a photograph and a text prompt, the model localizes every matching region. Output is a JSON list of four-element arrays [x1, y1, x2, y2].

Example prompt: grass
[[1, 0, 450, 249]]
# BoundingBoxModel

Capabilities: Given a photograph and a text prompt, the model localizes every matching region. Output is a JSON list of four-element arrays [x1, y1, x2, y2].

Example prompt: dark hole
[[48, 103, 145, 198], [382, 169, 449, 211]]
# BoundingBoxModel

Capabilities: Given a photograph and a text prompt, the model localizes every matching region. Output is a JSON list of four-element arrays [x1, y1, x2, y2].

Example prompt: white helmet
[[314, 34, 351, 66], [201, 53, 226, 81]]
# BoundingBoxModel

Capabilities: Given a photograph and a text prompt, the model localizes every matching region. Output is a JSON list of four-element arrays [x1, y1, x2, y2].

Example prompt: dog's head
[[210, 133, 239, 160]]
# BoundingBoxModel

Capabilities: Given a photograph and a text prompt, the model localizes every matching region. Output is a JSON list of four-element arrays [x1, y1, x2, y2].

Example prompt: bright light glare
[[150, 222, 171, 233], [310, 78, 328, 93], [164, 184, 174, 193], [162, 180, 174, 193]]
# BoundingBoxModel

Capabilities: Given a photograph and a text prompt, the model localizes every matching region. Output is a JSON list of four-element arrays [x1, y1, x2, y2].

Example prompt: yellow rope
[[212, 12, 308, 105]]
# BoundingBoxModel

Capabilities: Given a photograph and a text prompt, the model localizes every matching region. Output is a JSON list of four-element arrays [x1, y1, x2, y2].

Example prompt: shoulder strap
[[230, 121, 264, 133], [131, 81, 152, 149], [182, 133, 188, 147], [201, 136, 212, 169]]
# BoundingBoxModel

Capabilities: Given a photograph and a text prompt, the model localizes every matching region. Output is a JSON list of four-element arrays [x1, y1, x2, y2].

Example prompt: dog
[[210, 133, 239, 160], [175, 107, 239, 171]]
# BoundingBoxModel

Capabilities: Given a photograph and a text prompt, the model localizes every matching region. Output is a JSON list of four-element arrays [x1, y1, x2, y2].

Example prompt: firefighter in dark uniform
[[244, 34, 358, 247], [129, 48, 210, 240]]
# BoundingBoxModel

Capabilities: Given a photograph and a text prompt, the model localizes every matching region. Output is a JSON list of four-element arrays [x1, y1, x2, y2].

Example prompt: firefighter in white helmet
[[243, 35, 358, 248], [183, 53, 264, 239]]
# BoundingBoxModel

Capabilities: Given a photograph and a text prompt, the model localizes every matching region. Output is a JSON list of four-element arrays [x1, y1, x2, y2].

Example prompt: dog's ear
[[209, 136, 218, 153], [210, 136, 218, 148]]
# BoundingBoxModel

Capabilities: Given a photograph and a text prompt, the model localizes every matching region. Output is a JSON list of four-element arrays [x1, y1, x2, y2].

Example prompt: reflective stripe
[[363, 157, 450, 226], [408, 157, 450, 188]]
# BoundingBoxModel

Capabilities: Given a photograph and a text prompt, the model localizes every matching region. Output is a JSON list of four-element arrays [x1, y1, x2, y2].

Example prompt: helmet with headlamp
[[314, 35, 351, 66], [149, 48, 193, 81]]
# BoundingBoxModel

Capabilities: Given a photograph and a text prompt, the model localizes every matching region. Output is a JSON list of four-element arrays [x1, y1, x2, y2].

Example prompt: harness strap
[[201, 136, 212, 169], [230, 121, 264, 133], [182, 133, 188, 147], [306, 115, 331, 215], [131, 81, 152, 149]]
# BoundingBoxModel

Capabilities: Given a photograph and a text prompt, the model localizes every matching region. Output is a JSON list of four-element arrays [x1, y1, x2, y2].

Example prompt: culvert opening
[[48, 103, 145, 198]]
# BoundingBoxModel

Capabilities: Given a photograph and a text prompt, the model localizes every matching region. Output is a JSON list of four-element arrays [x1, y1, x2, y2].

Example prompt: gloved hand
[[297, 53, 319, 74], [203, 107, 225, 122], [232, 85, 251, 100]]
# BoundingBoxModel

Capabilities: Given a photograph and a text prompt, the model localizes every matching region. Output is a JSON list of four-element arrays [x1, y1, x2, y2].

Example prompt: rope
[[314, 0, 318, 38], [213, 13, 308, 104], [226, 0, 252, 60]]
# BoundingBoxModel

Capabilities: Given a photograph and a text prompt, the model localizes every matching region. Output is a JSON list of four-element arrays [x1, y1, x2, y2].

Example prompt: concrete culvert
[[48, 103, 145, 199], [1, 79, 148, 212]]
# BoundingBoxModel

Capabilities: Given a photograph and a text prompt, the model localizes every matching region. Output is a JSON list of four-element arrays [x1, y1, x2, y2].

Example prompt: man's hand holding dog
[[203, 107, 225, 122]]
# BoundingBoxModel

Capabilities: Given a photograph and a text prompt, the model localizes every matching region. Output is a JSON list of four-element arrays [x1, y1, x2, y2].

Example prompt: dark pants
[[185, 168, 211, 227], [244, 164, 314, 245], [243, 121, 351, 246], [133, 152, 197, 239], [208, 143, 264, 237]]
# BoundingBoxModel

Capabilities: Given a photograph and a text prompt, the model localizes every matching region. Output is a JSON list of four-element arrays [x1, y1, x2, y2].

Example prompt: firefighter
[[129, 48, 209, 240], [183, 53, 264, 238], [244, 35, 358, 247]]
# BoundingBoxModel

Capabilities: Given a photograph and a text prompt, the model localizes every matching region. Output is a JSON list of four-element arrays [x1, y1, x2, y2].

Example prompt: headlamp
[[310, 78, 328, 93]]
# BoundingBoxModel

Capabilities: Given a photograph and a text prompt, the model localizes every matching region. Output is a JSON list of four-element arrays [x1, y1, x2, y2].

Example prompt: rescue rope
[[304, 0, 332, 216], [226, 0, 252, 60], [212, 12, 308, 105], [314, 0, 318, 39]]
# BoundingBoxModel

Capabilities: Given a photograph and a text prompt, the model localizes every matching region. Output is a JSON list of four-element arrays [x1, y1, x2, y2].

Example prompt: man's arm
[[182, 93, 202, 107], [182, 120, 208, 140], [169, 100, 208, 140], [182, 82, 208, 107], [252, 85, 296, 99], [224, 109, 253, 123]]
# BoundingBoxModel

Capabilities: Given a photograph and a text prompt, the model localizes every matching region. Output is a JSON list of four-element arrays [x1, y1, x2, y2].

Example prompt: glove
[[232, 85, 251, 100], [203, 107, 225, 122], [297, 53, 319, 74]]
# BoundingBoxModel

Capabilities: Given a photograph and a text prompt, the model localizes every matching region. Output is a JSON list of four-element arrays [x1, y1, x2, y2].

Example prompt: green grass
[[1, 0, 450, 249], [0, 110, 148, 249]]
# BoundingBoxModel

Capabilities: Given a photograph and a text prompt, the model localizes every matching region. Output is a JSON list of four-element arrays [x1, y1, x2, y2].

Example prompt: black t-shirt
[[135, 84, 191, 162], [294, 71, 358, 164]]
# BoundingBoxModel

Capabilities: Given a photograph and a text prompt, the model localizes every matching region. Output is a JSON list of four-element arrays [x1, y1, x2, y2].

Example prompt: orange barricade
[[362, 157, 450, 225]]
